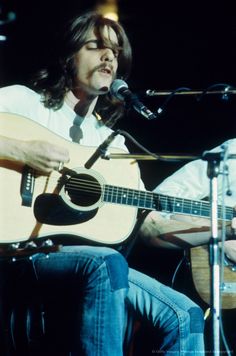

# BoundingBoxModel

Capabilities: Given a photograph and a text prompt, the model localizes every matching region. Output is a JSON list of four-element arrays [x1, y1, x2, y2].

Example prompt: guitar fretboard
[[103, 185, 234, 220]]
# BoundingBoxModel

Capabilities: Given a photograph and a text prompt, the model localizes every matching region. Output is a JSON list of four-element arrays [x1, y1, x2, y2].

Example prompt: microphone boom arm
[[146, 88, 236, 97]]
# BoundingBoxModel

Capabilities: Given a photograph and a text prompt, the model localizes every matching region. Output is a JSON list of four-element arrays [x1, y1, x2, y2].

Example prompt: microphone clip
[[84, 130, 120, 169]]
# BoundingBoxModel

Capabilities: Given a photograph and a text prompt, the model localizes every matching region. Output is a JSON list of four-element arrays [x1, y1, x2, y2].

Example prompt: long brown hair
[[32, 11, 132, 127]]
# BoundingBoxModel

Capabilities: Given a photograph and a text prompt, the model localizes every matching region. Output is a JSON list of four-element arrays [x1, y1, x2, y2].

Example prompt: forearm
[[139, 211, 232, 249], [0, 136, 27, 163], [0, 136, 70, 173], [140, 222, 212, 249]]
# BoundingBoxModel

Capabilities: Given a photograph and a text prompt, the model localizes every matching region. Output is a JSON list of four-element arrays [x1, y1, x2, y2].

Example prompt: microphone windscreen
[[110, 79, 128, 100]]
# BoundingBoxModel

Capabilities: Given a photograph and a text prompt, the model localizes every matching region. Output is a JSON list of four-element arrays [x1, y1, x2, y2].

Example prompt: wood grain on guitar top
[[190, 245, 236, 309]]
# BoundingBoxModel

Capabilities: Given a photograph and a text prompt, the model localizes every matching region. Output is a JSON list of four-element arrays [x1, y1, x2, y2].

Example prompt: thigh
[[31, 245, 120, 285]]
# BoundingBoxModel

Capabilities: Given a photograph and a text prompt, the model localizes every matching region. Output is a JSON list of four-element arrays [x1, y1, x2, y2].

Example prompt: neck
[[65, 90, 98, 117]]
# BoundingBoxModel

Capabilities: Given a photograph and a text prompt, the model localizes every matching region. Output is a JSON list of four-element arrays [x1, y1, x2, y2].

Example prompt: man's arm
[[139, 211, 213, 249], [140, 207, 236, 250], [0, 136, 69, 173]]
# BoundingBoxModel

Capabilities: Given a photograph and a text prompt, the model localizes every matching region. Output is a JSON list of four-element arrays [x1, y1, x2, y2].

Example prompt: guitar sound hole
[[65, 173, 102, 207]]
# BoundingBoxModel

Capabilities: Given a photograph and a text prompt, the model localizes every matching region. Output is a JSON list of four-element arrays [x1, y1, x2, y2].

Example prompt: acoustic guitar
[[0, 113, 235, 247], [190, 245, 236, 309]]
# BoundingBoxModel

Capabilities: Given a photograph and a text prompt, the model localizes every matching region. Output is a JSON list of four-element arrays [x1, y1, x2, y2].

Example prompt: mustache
[[91, 63, 115, 78]]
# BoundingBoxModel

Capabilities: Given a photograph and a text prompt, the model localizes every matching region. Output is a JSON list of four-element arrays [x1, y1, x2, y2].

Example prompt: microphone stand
[[106, 149, 231, 354], [146, 87, 236, 97], [202, 150, 223, 355]]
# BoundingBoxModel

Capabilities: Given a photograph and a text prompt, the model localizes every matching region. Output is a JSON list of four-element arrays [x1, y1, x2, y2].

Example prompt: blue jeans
[[127, 268, 205, 355], [30, 245, 129, 356], [30, 246, 204, 355]]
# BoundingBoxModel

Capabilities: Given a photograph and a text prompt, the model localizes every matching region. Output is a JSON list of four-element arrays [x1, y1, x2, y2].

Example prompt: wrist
[[0, 136, 27, 163]]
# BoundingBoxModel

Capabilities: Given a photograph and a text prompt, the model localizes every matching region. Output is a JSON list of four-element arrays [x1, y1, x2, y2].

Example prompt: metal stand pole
[[203, 152, 222, 354]]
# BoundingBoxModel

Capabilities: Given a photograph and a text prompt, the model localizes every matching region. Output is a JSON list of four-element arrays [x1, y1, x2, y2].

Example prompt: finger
[[53, 147, 70, 163], [57, 161, 64, 172]]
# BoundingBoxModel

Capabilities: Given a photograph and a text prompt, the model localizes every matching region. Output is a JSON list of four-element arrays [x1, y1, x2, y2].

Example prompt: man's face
[[74, 25, 119, 96]]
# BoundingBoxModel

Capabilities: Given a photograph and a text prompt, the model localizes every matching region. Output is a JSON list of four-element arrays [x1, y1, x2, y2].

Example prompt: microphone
[[110, 79, 157, 120], [84, 130, 120, 169]]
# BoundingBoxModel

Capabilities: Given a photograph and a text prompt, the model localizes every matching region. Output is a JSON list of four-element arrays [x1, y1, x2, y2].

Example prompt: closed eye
[[84, 40, 121, 58]]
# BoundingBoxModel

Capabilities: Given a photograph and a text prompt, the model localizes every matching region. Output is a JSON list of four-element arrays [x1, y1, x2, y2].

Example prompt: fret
[[173, 197, 184, 213], [145, 191, 154, 209], [103, 184, 234, 222], [227, 207, 235, 220], [131, 190, 147, 208], [110, 185, 115, 203], [141, 190, 146, 207], [119, 187, 128, 205], [164, 196, 171, 211], [217, 206, 234, 221], [104, 185, 112, 203], [188, 200, 201, 216], [199, 202, 210, 218], [157, 195, 169, 212], [115, 185, 120, 203], [127, 188, 136, 206], [130, 189, 137, 206], [137, 190, 151, 209]]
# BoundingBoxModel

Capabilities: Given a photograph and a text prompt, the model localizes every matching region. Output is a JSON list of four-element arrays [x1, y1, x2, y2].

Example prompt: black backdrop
[[1, 0, 236, 187]]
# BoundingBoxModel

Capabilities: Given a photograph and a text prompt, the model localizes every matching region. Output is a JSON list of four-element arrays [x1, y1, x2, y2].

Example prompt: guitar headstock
[[0, 239, 61, 258]]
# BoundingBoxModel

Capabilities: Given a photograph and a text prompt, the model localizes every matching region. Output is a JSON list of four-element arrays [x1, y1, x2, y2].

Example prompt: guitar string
[[68, 181, 233, 219], [32, 175, 233, 219]]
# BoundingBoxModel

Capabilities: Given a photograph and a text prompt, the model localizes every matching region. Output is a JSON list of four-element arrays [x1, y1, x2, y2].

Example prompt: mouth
[[98, 67, 112, 76]]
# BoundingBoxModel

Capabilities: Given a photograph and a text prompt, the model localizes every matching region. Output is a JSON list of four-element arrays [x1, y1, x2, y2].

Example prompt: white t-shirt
[[154, 140, 236, 207], [0, 84, 127, 150]]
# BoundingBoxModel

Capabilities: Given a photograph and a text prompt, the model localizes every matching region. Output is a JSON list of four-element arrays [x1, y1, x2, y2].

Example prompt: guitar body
[[0, 113, 141, 245], [190, 246, 236, 309]]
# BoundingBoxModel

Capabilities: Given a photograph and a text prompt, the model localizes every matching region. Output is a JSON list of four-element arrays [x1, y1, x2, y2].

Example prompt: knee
[[167, 301, 204, 336], [188, 306, 205, 334], [170, 292, 205, 334], [177, 304, 204, 335], [83, 247, 129, 291], [104, 251, 129, 291]]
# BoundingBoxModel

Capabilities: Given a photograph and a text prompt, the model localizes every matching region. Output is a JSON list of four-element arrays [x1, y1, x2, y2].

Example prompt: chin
[[99, 86, 109, 93], [93, 83, 110, 94], [97, 77, 112, 90]]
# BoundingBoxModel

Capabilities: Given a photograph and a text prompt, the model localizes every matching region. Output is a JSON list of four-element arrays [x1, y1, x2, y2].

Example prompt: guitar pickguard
[[34, 194, 98, 225]]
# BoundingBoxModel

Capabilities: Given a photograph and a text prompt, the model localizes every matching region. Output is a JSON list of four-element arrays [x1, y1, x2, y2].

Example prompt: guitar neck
[[104, 185, 234, 221]]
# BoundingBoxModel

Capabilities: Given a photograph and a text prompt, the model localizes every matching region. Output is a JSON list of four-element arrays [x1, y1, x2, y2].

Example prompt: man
[[140, 139, 236, 261], [0, 11, 205, 355], [139, 140, 236, 354]]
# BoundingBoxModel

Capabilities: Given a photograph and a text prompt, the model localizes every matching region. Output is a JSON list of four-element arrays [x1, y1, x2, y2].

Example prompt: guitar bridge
[[20, 165, 35, 206]]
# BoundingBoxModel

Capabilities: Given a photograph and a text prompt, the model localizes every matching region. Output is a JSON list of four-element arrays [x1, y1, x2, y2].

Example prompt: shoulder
[[210, 139, 236, 151], [224, 138, 236, 151], [0, 84, 39, 98], [0, 85, 43, 115], [0, 84, 41, 103]]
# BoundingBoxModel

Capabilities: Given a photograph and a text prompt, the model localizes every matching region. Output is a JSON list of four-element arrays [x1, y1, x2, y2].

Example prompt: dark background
[[1, 1, 236, 353], [1, 0, 236, 187]]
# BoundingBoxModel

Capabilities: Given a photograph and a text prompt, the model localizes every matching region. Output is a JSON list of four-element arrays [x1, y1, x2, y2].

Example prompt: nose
[[101, 47, 115, 62]]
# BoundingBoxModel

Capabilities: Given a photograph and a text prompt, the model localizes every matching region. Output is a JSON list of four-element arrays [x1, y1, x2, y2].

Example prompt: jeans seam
[[128, 277, 190, 354]]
